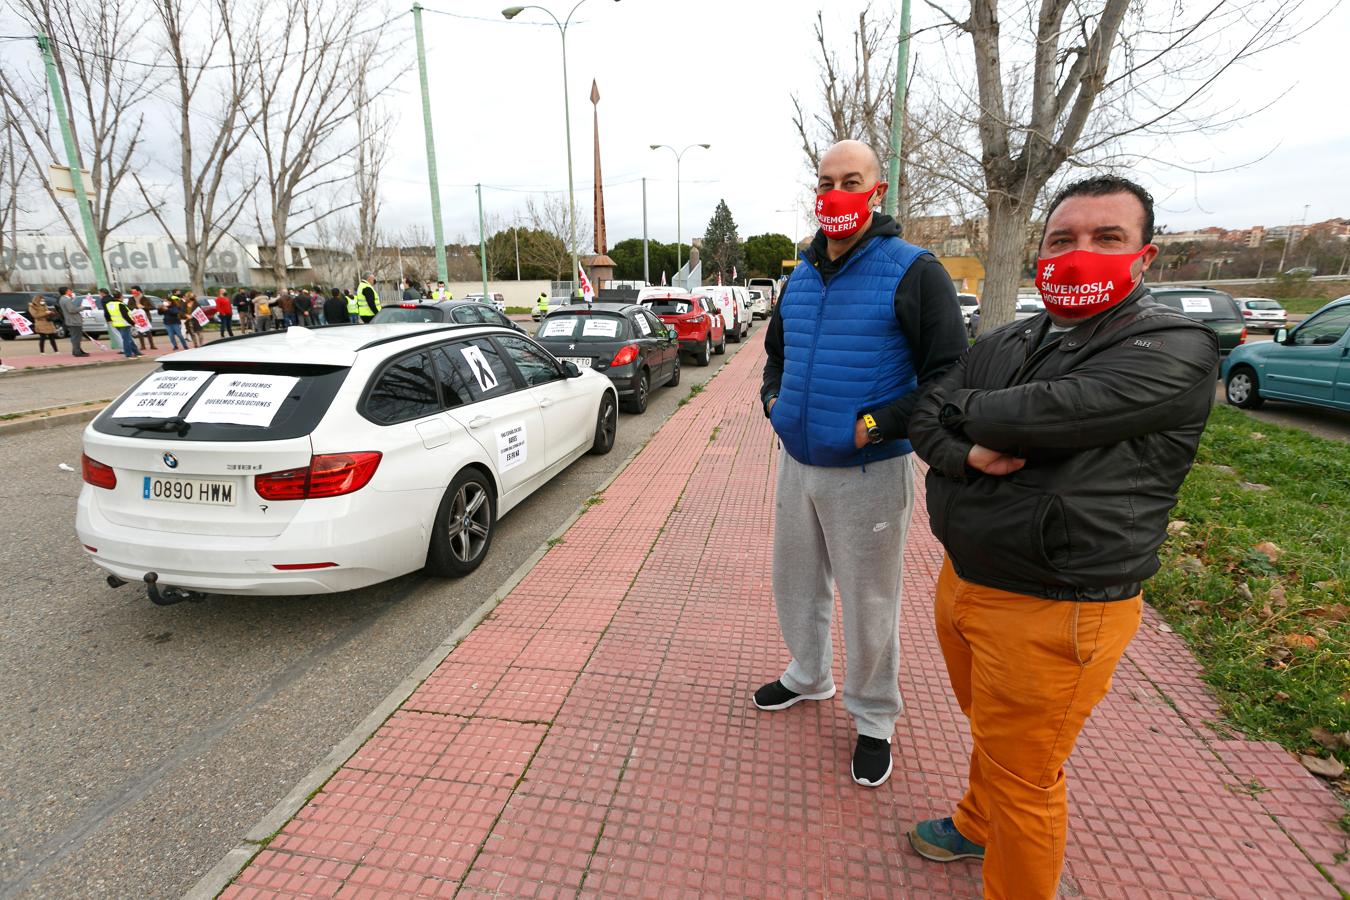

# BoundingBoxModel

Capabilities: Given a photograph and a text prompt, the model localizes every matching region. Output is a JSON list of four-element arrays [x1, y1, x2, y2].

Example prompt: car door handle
[[539, 398, 555, 408], [468, 415, 491, 429]]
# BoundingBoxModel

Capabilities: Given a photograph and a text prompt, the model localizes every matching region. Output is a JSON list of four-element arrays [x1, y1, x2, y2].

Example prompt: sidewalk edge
[[0, 356, 158, 379], [183, 440, 647, 900], [0, 405, 105, 438]]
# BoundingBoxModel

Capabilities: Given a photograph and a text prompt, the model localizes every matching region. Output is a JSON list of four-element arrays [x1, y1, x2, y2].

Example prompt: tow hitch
[[142, 572, 206, 606]]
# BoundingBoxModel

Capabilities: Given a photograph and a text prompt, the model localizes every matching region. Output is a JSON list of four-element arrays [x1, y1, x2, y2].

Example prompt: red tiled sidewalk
[[223, 329, 1347, 899]]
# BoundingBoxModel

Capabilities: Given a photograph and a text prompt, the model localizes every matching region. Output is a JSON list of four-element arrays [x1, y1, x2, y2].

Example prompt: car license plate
[[560, 357, 592, 368], [143, 476, 237, 506]]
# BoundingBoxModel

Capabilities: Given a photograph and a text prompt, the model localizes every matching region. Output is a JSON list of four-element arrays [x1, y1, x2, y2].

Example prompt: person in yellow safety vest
[[436, 281, 453, 301], [355, 274, 381, 323], [535, 292, 549, 320], [106, 291, 143, 359]]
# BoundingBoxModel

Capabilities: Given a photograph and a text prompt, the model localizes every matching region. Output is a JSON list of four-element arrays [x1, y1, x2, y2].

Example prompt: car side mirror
[[1275, 327, 1288, 344], [666, 326, 678, 340], [562, 361, 582, 378]]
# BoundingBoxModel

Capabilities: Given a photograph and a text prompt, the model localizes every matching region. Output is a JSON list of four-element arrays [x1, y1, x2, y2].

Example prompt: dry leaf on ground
[[1299, 755, 1346, 779], [1252, 541, 1282, 564]]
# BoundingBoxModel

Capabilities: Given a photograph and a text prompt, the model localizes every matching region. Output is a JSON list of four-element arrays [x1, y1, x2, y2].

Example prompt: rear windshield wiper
[[122, 417, 191, 435]]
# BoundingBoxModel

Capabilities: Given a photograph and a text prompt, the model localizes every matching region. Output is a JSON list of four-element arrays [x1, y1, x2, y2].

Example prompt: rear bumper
[[602, 364, 643, 398], [1245, 318, 1286, 329], [75, 486, 437, 596]]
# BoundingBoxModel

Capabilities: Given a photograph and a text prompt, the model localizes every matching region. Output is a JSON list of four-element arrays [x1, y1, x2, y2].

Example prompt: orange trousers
[[934, 557, 1142, 900]]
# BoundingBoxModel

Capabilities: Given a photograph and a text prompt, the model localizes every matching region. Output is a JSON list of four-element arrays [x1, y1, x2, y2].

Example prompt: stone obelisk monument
[[586, 79, 615, 287]]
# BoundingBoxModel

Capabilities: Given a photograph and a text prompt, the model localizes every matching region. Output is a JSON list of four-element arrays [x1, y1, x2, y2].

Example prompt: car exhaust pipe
[[143, 572, 206, 606]]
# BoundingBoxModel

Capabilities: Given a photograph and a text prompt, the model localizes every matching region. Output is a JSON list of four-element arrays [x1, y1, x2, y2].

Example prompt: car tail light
[[256, 452, 382, 500], [1241, 309, 1252, 316], [610, 345, 639, 367], [400, 303, 416, 308], [82, 454, 117, 490], [689, 314, 705, 324], [272, 562, 338, 570], [1238, 327, 1247, 345]]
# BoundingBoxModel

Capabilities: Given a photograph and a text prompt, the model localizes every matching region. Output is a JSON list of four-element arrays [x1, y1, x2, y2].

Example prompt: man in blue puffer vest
[[754, 140, 967, 787]]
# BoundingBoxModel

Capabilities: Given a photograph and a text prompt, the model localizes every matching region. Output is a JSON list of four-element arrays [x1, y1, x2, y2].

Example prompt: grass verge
[[1147, 405, 1349, 785], [1281, 297, 1336, 316]]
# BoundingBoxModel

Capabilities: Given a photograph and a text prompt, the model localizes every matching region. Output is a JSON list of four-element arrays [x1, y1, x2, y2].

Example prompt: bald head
[[818, 140, 883, 188]]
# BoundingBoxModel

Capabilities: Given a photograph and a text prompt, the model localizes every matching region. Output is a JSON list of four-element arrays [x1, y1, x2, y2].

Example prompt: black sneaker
[[852, 735, 893, 787], [752, 679, 835, 711]]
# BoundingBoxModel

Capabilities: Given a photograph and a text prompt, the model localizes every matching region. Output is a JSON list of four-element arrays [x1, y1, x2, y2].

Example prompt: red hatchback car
[[641, 291, 726, 366]]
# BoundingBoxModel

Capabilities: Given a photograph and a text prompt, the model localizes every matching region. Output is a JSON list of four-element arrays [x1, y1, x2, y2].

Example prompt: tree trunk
[[979, 191, 1032, 333]]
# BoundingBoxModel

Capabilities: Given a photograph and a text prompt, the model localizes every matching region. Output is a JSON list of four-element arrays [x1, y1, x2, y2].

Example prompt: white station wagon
[[76, 323, 618, 602]]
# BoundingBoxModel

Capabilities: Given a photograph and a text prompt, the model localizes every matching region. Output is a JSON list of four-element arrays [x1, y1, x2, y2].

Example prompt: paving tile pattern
[[225, 329, 1346, 899]]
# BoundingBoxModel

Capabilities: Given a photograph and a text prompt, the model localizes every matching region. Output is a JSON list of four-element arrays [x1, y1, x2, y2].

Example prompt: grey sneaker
[[752, 679, 835, 710]]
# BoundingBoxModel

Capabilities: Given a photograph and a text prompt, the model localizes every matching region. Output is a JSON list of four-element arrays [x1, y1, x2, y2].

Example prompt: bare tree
[[791, 8, 955, 224], [248, 0, 390, 290], [351, 72, 391, 279], [139, 0, 259, 294], [0, 109, 31, 289], [523, 193, 590, 280], [0, 0, 158, 272], [918, 0, 1311, 329]]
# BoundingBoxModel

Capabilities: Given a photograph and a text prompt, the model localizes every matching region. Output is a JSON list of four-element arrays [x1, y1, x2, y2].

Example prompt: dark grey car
[[533, 303, 680, 414], [370, 299, 526, 332]]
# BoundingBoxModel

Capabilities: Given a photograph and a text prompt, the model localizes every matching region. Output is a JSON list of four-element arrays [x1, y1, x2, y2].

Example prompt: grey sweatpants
[[773, 448, 913, 739]]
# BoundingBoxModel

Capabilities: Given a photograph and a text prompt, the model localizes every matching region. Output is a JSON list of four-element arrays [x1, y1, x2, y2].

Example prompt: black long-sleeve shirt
[[760, 214, 968, 441]]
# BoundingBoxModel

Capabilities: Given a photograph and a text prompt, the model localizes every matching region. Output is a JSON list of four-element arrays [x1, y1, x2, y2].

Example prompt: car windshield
[[959, 296, 979, 307], [537, 313, 630, 342], [643, 299, 693, 315], [1154, 294, 1239, 322], [1242, 300, 1282, 310], [371, 307, 442, 323]]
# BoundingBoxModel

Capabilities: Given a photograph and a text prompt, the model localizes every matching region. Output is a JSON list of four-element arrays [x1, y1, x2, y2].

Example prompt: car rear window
[[371, 306, 444, 324], [1242, 299, 1282, 310], [643, 299, 694, 315], [1154, 293, 1240, 322], [92, 361, 349, 442], [537, 313, 630, 341]]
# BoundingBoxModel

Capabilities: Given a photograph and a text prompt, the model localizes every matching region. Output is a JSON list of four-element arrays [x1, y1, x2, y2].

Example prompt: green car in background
[[1150, 286, 1248, 358], [1222, 296, 1350, 412]]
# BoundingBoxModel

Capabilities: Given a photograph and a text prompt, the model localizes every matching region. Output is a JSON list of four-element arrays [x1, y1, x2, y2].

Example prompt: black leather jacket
[[909, 286, 1219, 600]]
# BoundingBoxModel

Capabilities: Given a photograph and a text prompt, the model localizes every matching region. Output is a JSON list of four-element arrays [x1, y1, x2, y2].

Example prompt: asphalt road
[[0, 331, 755, 899], [1213, 380, 1350, 442]]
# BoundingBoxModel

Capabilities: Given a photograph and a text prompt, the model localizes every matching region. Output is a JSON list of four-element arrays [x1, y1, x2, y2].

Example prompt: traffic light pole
[[412, 4, 448, 283], [37, 33, 109, 290]]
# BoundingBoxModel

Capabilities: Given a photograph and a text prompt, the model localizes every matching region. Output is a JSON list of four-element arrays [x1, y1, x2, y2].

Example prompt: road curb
[[0, 404, 107, 438], [0, 356, 160, 379], [184, 439, 647, 900]]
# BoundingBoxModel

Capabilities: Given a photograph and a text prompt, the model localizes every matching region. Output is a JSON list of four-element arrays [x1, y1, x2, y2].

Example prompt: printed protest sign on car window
[[185, 374, 299, 427], [581, 318, 619, 338], [112, 370, 213, 419]]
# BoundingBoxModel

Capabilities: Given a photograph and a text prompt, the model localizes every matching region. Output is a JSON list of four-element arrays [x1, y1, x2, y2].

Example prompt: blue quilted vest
[[770, 235, 927, 467]]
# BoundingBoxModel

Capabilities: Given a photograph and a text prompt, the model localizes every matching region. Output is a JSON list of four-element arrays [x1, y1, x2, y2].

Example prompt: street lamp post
[[650, 143, 710, 280], [504, 1, 619, 299]]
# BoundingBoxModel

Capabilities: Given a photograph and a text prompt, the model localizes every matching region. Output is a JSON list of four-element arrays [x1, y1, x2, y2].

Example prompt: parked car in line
[[1150, 286, 1247, 358], [957, 293, 979, 328], [464, 292, 507, 313], [370, 299, 525, 332], [1233, 297, 1288, 331], [747, 277, 777, 308], [0, 292, 64, 339], [1221, 296, 1350, 412], [76, 322, 618, 600], [641, 291, 726, 366], [1014, 294, 1045, 321], [533, 303, 680, 413], [696, 286, 749, 342], [748, 289, 771, 320]]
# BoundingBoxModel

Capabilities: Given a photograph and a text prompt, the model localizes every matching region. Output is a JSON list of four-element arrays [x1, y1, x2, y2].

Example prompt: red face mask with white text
[[815, 183, 885, 239], [1035, 246, 1154, 319]]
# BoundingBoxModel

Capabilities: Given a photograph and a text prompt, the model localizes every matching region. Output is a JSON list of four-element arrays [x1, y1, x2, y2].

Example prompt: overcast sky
[[5, 0, 1345, 247], [379, 0, 1348, 248]]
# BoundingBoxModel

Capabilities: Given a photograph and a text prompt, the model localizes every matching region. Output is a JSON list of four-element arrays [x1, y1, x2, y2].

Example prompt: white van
[[695, 286, 748, 342]]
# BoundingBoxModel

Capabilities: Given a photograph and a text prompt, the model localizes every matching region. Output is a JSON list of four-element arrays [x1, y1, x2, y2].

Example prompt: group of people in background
[[18, 274, 456, 359]]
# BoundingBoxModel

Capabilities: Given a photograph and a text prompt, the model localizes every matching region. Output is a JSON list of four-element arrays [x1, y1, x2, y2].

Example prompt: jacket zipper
[[800, 240, 880, 465]]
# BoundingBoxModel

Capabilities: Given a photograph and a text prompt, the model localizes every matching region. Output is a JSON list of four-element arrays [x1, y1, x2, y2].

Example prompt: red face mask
[[815, 183, 885, 239], [1035, 246, 1154, 319]]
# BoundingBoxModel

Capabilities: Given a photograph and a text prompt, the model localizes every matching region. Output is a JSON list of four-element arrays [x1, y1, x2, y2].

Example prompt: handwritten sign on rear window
[[112, 370, 213, 419], [185, 374, 299, 427], [1181, 297, 1213, 313]]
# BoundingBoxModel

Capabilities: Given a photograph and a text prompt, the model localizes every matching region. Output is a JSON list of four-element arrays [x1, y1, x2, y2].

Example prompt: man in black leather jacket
[[904, 176, 1218, 899]]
